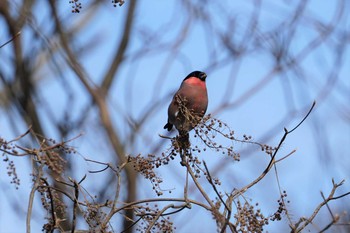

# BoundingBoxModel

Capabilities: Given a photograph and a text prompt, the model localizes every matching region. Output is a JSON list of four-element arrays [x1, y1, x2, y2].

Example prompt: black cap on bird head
[[184, 71, 207, 81]]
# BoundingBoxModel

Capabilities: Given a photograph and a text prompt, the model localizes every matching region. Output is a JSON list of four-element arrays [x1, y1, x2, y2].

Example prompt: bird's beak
[[200, 72, 207, 81]]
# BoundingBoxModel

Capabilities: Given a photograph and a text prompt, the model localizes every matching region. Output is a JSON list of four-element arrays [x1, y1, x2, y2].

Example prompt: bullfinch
[[164, 71, 208, 137]]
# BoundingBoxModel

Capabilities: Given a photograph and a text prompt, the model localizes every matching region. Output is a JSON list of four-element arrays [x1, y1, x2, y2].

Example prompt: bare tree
[[0, 0, 349, 232]]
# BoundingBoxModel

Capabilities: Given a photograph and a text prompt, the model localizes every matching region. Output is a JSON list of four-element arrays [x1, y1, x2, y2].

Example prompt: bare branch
[[101, 0, 137, 93], [0, 31, 21, 48], [291, 179, 348, 232]]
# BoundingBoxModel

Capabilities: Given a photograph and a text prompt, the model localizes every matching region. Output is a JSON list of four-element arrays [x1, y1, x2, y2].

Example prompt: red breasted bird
[[164, 71, 208, 136]]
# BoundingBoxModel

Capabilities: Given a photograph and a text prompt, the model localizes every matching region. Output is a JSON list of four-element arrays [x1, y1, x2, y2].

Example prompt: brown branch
[[70, 179, 79, 233], [37, 185, 74, 202], [112, 197, 211, 215], [185, 162, 215, 209], [40, 178, 56, 233], [275, 149, 297, 163], [101, 0, 137, 93], [100, 161, 127, 230], [203, 161, 228, 210], [0, 0, 45, 138], [318, 191, 339, 233], [26, 181, 36, 233], [102, 197, 211, 232], [145, 204, 174, 232], [291, 179, 347, 233], [48, 2, 137, 230], [212, 0, 334, 115], [184, 164, 189, 202], [84, 158, 119, 174], [26, 164, 44, 233], [0, 31, 21, 48], [155, 205, 189, 216], [233, 101, 315, 198], [203, 161, 234, 233], [329, 191, 350, 201], [266, 102, 316, 226]]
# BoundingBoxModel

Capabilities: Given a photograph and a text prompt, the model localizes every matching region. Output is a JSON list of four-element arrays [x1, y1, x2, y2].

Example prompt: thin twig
[[84, 158, 119, 173], [26, 165, 44, 233], [71, 179, 79, 233], [203, 161, 229, 210], [0, 31, 21, 48], [113, 197, 211, 217], [120, 217, 143, 233], [275, 149, 297, 163], [234, 101, 316, 198], [145, 204, 174, 232], [321, 192, 334, 220], [330, 191, 350, 200], [184, 164, 189, 202], [101, 161, 127, 230], [185, 162, 215, 209], [292, 179, 346, 232], [8, 125, 32, 143], [36, 185, 74, 202], [40, 178, 56, 232], [203, 161, 233, 232], [273, 102, 316, 226], [26, 183, 36, 233], [289, 101, 316, 134]]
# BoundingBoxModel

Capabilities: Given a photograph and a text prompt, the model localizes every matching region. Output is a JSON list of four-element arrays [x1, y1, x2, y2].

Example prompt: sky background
[[0, 0, 349, 232]]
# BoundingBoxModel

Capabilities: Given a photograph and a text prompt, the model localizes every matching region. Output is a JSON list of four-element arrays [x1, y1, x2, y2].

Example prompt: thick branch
[[101, 0, 137, 93]]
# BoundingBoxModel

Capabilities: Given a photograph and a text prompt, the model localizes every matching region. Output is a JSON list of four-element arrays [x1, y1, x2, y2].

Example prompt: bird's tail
[[178, 132, 190, 166]]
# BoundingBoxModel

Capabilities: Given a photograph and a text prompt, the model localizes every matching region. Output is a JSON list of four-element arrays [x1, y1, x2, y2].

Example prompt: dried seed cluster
[[135, 204, 175, 233], [195, 115, 241, 161], [129, 154, 164, 196], [69, 0, 82, 13], [211, 197, 226, 227], [37, 177, 67, 233], [112, 0, 125, 7], [83, 204, 107, 230], [260, 144, 277, 156], [1, 138, 21, 188], [270, 191, 289, 221], [36, 137, 78, 175], [3, 155, 20, 189], [69, 0, 125, 13], [234, 200, 268, 233], [39, 150, 66, 174]]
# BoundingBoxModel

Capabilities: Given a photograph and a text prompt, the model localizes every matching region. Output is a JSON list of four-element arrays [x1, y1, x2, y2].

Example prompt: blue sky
[[0, 0, 349, 232]]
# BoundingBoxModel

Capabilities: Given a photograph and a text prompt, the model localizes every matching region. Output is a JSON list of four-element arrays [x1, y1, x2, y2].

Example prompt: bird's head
[[184, 71, 207, 82]]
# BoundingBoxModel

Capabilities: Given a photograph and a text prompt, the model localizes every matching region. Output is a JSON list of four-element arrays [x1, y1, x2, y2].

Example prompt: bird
[[164, 70, 208, 139]]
